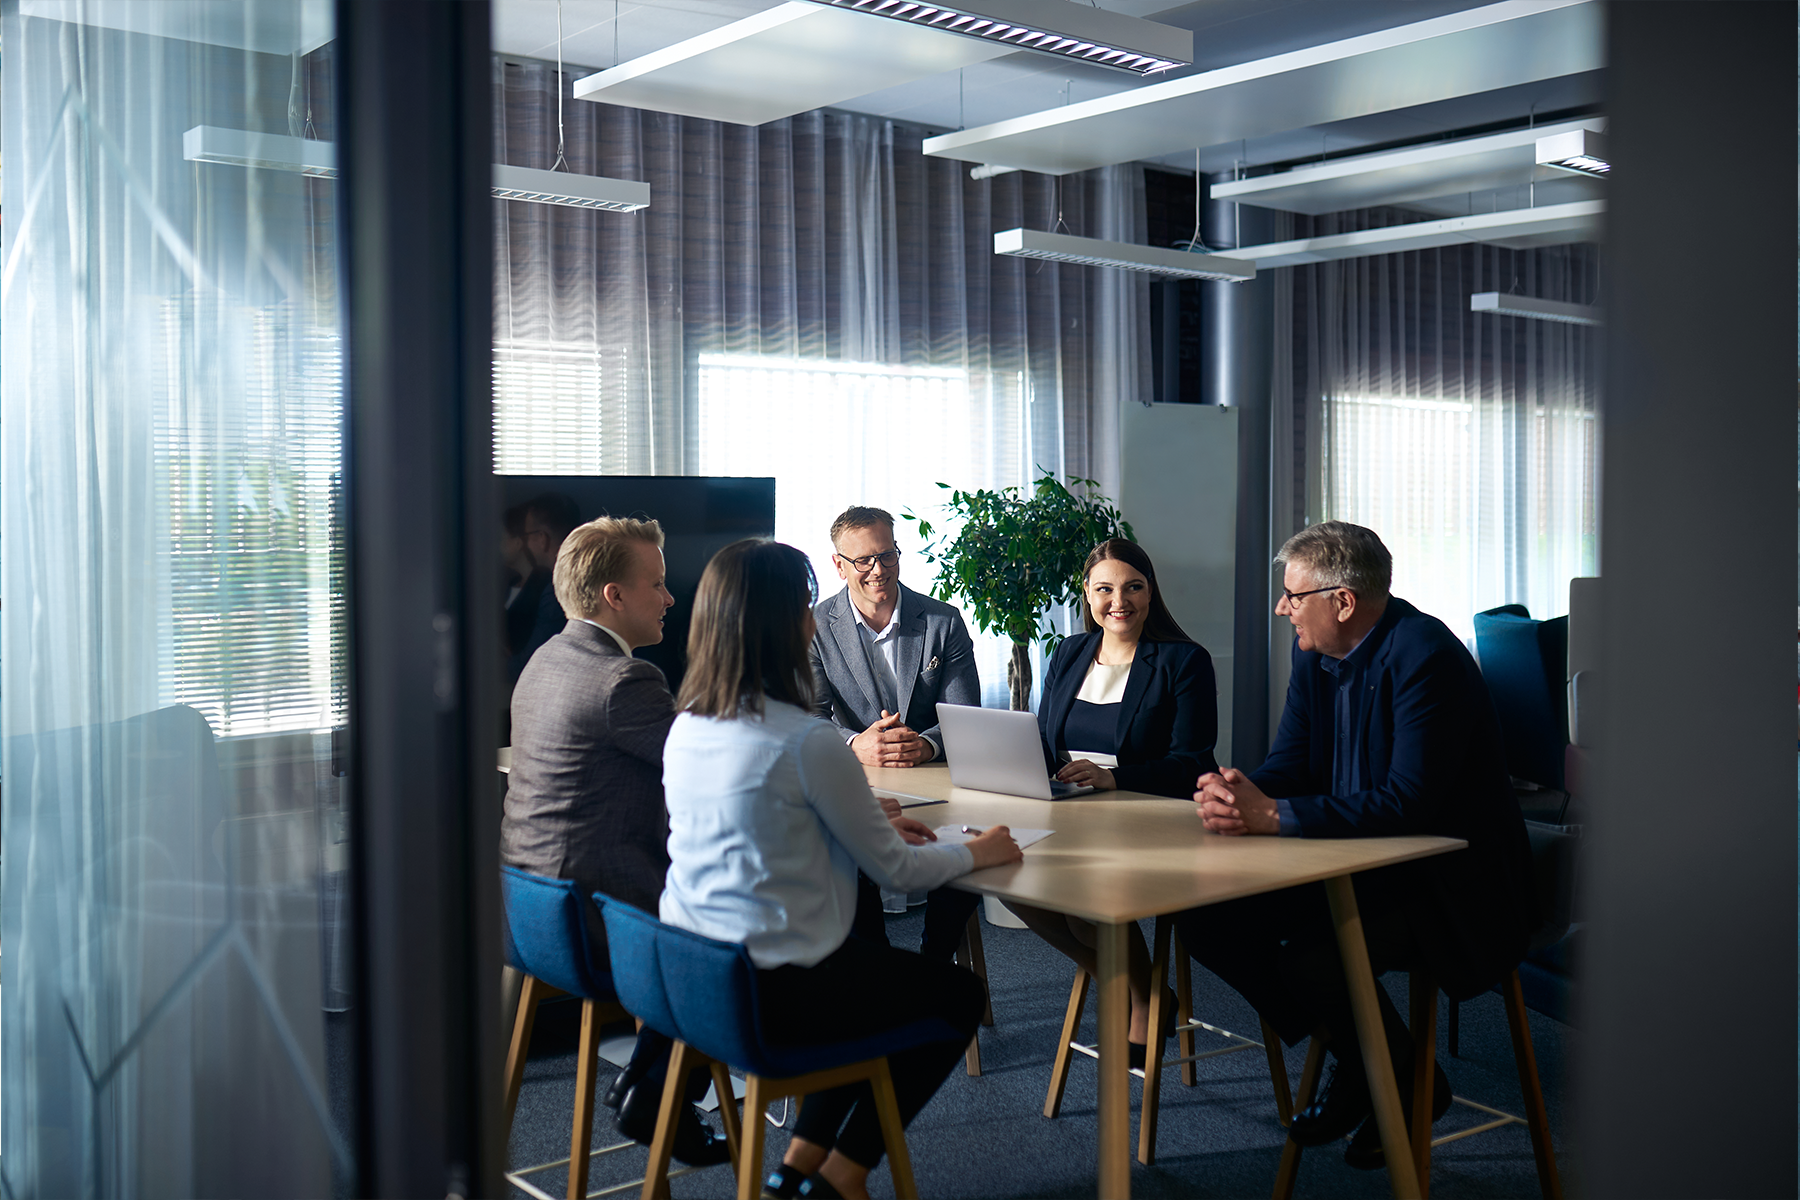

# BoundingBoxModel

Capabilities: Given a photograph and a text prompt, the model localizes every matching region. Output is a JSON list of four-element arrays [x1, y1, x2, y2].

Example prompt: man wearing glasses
[[1177, 521, 1533, 1171], [810, 505, 983, 961]]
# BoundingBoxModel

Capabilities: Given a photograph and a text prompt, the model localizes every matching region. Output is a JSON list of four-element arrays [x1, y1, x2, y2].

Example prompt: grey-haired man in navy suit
[[808, 505, 984, 961]]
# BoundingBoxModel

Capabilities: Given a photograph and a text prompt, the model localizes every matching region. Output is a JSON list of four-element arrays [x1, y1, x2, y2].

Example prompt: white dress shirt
[[854, 590, 904, 715], [660, 699, 973, 968]]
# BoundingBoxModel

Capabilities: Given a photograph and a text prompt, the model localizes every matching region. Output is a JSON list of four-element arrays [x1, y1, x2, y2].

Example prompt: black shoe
[[1342, 1061, 1454, 1171], [762, 1164, 807, 1199], [795, 1175, 844, 1199], [613, 1082, 733, 1166], [602, 1063, 642, 1111], [1287, 1051, 1372, 1148]]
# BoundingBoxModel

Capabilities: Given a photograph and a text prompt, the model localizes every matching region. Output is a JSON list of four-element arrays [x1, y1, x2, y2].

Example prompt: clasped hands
[[1193, 767, 1280, 836], [850, 710, 935, 768]]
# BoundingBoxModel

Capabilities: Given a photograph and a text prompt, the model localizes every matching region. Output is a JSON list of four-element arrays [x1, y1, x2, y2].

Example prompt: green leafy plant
[[904, 474, 1134, 712]]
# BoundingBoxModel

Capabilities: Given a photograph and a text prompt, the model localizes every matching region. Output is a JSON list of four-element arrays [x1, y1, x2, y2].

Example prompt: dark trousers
[[758, 937, 984, 1169], [623, 1027, 712, 1103], [1173, 879, 1419, 1056], [851, 873, 983, 962]]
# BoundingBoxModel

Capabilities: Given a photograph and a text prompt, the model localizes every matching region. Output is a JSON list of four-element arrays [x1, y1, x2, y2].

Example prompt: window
[[492, 340, 631, 474], [1326, 392, 1597, 641], [158, 304, 346, 737]]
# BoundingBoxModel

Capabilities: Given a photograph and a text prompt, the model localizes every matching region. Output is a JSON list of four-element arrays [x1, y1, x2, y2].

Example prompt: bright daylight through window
[[1327, 393, 1597, 642]]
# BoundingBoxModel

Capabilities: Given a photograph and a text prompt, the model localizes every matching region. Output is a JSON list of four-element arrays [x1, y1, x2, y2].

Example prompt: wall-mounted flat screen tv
[[499, 476, 776, 694]]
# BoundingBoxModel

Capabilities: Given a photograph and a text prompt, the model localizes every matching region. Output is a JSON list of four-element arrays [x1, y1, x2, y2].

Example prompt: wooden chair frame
[[1042, 916, 1293, 1165], [504, 973, 727, 1200], [641, 1040, 916, 1200], [1269, 968, 1562, 1200], [955, 913, 995, 1076]]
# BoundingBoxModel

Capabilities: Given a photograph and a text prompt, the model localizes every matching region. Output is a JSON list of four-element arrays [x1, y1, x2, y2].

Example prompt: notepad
[[932, 825, 1054, 849], [873, 790, 947, 809]]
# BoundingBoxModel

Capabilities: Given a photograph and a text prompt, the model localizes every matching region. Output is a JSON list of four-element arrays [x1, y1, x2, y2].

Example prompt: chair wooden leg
[[1138, 917, 1173, 1166], [736, 1075, 770, 1200], [1502, 971, 1564, 1200], [710, 1060, 743, 1169], [1271, 1034, 1329, 1200], [570, 999, 601, 1200], [505, 973, 544, 1136], [965, 915, 994, 1026], [640, 1040, 695, 1200], [1044, 968, 1090, 1118], [1261, 1019, 1294, 1127], [1410, 973, 1439, 1200], [870, 1057, 919, 1200], [955, 924, 984, 1077], [1172, 927, 1197, 1087]]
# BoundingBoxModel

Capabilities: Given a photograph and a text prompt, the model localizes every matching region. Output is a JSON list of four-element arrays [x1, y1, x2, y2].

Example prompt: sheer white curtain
[[2, 8, 347, 1195], [1294, 221, 1600, 642], [492, 59, 1147, 704]]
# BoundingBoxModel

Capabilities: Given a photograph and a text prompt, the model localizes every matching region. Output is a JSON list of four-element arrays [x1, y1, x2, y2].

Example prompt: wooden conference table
[[864, 763, 1464, 1200]]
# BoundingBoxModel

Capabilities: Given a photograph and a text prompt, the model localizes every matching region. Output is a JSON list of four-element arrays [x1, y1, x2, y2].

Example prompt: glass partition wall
[[1, 3, 352, 1194]]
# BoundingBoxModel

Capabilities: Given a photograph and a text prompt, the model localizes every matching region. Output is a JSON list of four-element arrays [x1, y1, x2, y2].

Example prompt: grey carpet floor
[[505, 906, 1576, 1199]]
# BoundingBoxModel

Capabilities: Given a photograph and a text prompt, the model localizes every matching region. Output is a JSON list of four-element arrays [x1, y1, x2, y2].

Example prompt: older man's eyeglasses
[[1281, 584, 1345, 607], [838, 549, 901, 573]]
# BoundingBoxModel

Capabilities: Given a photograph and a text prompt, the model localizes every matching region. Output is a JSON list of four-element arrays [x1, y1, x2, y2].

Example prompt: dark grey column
[[1579, 4, 1794, 1195], [338, 3, 502, 1196], [1201, 172, 1275, 768]]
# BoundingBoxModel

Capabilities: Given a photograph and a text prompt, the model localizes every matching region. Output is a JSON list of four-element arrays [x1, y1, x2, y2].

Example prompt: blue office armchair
[[1473, 604, 1570, 802], [599, 893, 962, 1200], [501, 867, 710, 1200]]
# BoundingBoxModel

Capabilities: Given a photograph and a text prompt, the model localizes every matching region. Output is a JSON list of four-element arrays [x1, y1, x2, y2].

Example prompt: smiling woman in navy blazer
[[1011, 538, 1220, 1062]]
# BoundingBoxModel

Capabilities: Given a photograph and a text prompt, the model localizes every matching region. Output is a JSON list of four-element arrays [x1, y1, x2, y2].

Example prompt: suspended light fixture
[[183, 128, 653, 211], [993, 228, 1254, 282], [1535, 128, 1609, 177], [1470, 291, 1602, 325], [812, 0, 1193, 75]]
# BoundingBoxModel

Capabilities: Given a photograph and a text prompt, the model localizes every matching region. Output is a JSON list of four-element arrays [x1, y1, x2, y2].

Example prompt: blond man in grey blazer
[[501, 515, 728, 1166]]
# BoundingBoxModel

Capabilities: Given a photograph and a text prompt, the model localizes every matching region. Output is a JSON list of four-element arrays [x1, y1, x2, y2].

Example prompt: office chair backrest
[[596, 894, 768, 1069], [499, 866, 614, 1000], [1473, 605, 1570, 790]]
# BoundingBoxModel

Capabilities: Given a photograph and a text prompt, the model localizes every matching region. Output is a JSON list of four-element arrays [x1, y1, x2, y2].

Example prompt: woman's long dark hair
[[1080, 538, 1194, 644], [678, 539, 818, 717]]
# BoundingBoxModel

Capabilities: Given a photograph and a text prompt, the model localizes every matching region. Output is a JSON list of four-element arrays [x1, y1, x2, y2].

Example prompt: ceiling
[[491, 0, 1604, 183]]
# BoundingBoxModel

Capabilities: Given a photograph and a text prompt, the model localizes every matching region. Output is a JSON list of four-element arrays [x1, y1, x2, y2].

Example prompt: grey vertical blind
[[1287, 208, 1601, 639]]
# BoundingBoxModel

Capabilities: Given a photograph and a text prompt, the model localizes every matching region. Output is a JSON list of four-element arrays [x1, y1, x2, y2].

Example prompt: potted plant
[[904, 474, 1133, 712]]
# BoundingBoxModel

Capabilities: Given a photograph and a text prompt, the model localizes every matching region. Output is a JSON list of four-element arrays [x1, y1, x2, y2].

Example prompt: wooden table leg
[[1095, 920, 1131, 1200], [1323, 876, 1420, 1200]]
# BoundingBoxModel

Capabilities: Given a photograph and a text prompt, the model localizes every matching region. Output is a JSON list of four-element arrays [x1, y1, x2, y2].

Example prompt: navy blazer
[[1038, 632, 1219, 799], [1255, 597, 1534, 999]]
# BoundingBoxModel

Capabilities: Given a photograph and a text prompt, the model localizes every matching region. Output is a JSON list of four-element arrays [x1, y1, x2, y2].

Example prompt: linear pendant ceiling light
[[1214, 200, 1603, 269], [183, 127, 651, 211], [1535, 128, 1610, 177], [924, 0, 1601, 176], [993, 228, 1254, 282], [812, 1, 1193, 75], [1470, 292, 1603, 325]]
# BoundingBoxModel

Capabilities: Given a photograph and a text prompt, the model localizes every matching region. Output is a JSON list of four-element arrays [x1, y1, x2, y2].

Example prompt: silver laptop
[[936, 703, 1095, 800]]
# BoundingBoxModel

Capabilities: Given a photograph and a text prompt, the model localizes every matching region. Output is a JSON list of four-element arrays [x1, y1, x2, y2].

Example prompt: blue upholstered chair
[[1473, 604, 1571, 801], [598, 893, 960, 1200], [501, 867, 730, 1200]]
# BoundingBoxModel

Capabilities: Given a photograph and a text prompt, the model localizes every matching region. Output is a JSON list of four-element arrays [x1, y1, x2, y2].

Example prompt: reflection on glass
[[1, 3, 350, 1195]]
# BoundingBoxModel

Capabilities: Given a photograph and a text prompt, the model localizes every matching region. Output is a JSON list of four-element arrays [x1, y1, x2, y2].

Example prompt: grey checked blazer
[[808, 583, 980, 757], [501, 621, 675, 944]]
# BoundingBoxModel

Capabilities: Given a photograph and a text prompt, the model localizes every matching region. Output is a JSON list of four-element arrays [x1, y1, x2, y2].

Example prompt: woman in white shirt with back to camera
[[660, 538, 1023, 1200]]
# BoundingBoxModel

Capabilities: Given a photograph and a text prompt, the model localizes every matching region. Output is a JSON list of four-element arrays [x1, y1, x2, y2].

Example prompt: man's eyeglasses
[[838, 549, 901, 573], [1281, 584, 1346, 607]]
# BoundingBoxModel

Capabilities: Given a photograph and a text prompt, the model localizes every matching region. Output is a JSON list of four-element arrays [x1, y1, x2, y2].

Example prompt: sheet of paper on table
[[872, 790, 946, 809], [933, 825, 1054, 849]]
